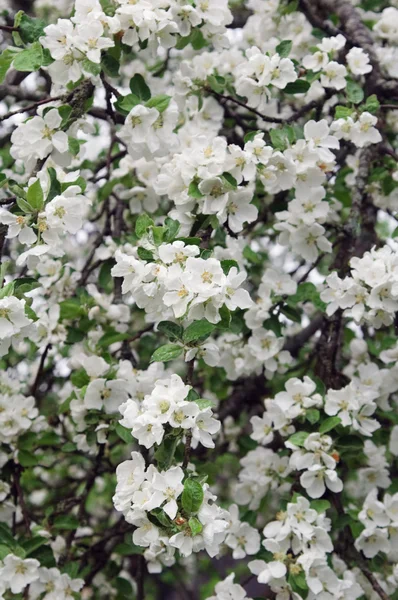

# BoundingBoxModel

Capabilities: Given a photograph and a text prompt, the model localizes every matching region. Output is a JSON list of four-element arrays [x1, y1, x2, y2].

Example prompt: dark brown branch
[[0, 95, 63, 123], [12, 463, 31, 537], [0, 24, 18, 32], [30, 344, 52, 398]]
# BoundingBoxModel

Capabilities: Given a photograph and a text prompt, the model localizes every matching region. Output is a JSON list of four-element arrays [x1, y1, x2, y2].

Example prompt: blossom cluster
[[0, 554, 83, 599], [113, 451, 230, 570], [111, 241, 253, 324], [248, 496, 363, 600], [321, 246, 398, 328], [119, 373, 221, 449]]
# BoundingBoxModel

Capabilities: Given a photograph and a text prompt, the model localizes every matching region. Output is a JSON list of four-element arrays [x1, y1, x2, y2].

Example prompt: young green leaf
[[26, 180, 44, 211], [183, 319, 215, 344], [181, 479, 204, 514], [130, 74, 151, 101], [319, 416, 342, 434], [150, 344, 183, 363]]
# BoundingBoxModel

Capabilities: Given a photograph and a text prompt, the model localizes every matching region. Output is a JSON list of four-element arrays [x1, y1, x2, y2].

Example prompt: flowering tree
[[2, 0, 398, 598]]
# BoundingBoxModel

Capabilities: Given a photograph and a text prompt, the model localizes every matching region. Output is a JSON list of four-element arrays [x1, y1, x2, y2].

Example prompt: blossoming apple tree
[[1, 0, 398, 598]]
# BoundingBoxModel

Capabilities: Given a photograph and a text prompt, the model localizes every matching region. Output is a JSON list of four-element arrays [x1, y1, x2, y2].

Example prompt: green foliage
[[26, 179, 44, 211], [136, 213, 154, 237], [150, 343, 183, 363], [146, 94, 172, 112], [14, 12, 46, 44], [0, 47, 19, 83], [319, 416, 342, 434], [183, 319, 215, 344], [276, 40, 292, 57], [158, 321, 184, 342], [13, 41, 45, 72], [287, 431, 309, 447], [181, 479, 204, 514], [129, 74, 151, 101], [270, 125, 296, 150], [346, 79, 365, 104], [284, 79, 310, 94]]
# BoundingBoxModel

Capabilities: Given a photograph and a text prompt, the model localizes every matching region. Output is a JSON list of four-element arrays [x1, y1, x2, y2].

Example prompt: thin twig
[[0, 95, 63, 123], [13, 463, 32, 537], [30, 343, 52, 398]]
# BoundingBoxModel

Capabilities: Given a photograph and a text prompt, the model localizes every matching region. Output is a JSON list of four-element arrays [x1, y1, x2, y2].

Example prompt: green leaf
[[183, 319, 215, 344], [53, 515, 79, 530], [270, 125, 296, 151], [61, 442, 77, 452], [16, 197, 33, 214], [146, 94, 171, 113], [346, 79, 364, 104], [136, 213, 154, 238], [29, 545, 55, 567], [276, 40, 292, 58], [335, 105, 355, 119], [188, 180, 204, 199], [288, 570, 308, 594], [26, 179, 44, 211], [13, 277, 40, 297], [311, 499, 331, 513], [82, 58, 101, 76], [306, 409, 320, 424], [220, 259, 239, 275], [59, 299, 85, 320], [181, 479, 204, 514], [336, 435, 363, 450], [176, 28, 207, 50], [115, 577, 134, 598], [263, 316, 283, 337], [18, 449, 39, 467], [287, 282, 326, 312], [71, 368, 90, 388], [189, 516, 203, 536], [150, 344, 183, 363], [21, 536, 48, 556], [319, 416, 341, 434], [129, 74, 151, 101], [207, 74, 225, 93], [115, 93, 140, 116], [287, 431, 309, 447], [220, 172, 238, 190], [98, 331, 131, 348], [244, 130, 262, 143], [280, 0, 298, 15], [115, 423, 134, 443], [151, 225, 165, 246], [361, 94, 380, 114], [0, 524, 17, 548], [101, 52, 120, 77], [217, 305, 231, 330], [17, 13, 46, 44], [13, 41, 44, 72], [164, 217, 181, 242], [284, 79, 310, 94], [114, 542, 142, 556], [68, 136, 81, 156], [137, 247, 154, 261], [243, 245, 262, 264], [0, 47, 20, 83], [158, 321, 183, 342], [280, 304, 302, 323], [195, 398, 213, 410], [46, 167, 61, 202], [0, 545, 11, 560]]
